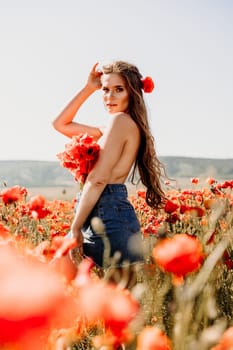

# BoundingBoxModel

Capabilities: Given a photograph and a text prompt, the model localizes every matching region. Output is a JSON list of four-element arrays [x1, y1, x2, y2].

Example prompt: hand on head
[[87, 62, 103, 91]]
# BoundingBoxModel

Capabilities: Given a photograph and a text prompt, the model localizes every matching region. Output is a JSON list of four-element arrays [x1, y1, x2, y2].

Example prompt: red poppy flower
[[0, 244, 79, 348], [164, 200, 179, 213], [0, 223, 10, 239], [191, 177, 199, 184], [206, 177, 216, 185], [0, 185, 27, 205], [136, 326, 172, 350], [32, 207, 51, 219], [223, 250, 233, 270], [74, 259, 139, 343], [57, 133, 100, 184], [152, 233, 203, 279], [74, 258, 95, 287], [137, 189, 146, 199], [180, 204, 205, 217], [78, 282, 139, 343], [27, 195, 50, 219], [141, 76, 155, 93], [28, 195, 45, 210], [220, 180, 233, 190]]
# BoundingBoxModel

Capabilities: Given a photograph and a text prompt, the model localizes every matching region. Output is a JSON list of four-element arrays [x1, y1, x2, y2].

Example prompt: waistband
[[102, 184, 128, 195]]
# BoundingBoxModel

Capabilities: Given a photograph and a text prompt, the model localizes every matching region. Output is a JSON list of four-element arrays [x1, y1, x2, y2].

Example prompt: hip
[[77, 184, 140, 230]]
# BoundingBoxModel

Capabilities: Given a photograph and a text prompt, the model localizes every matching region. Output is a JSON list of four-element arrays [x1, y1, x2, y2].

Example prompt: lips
[[106, 104, 117, 107]]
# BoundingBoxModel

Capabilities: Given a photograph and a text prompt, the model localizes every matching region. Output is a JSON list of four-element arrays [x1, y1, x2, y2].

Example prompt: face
[[101, 73, 129, 114]]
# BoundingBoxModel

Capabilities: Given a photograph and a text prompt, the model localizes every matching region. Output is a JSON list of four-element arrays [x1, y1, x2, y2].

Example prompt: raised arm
[[52, 63, 103, 140]]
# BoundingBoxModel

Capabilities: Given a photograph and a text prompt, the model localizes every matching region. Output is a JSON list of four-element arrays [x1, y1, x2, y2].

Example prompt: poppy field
[[0, 178, 233, 350]]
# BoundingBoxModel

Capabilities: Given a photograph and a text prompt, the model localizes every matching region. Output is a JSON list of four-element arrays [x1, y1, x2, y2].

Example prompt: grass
[[0, 179, 232, 349]]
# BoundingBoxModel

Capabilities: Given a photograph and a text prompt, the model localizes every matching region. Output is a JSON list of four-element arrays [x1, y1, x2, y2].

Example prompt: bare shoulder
[[109, 112, 139, 133]]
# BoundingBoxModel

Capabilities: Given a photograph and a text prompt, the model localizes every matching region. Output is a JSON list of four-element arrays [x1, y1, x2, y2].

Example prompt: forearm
[[71, 179, 107, 233], [53, 85, 95, 130]]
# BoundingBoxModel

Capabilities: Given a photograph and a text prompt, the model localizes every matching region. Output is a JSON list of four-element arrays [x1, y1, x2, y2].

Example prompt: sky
[[0, 0, 233, 161]]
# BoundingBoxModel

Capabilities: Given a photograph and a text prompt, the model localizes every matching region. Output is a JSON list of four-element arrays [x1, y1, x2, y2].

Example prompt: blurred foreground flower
[[136, 326, 172, 350], [32, 236, 78, 283], [0, 242, 78, 350], [74, 258, 140, 348], [152, 233, 204, 283], [0, 223, 10, 239], [211, 326, 233, 350]]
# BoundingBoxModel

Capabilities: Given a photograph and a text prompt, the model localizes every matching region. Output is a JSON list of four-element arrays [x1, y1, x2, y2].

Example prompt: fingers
[[75, 241, 83, 256], [78, 245, 84, 256], [76, 235, 84, 255], [70, 229, 84, 254], [91, 62, 99, 72], [91, 62, 103, 76]]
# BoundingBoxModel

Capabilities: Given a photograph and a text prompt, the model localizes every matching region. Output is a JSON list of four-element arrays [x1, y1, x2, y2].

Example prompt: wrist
[[83, 84, 97, 95], [71, 223, 81, 233]]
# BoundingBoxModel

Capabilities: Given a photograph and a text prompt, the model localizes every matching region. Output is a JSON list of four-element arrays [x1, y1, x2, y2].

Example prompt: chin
[[107, 108, 118, 114]]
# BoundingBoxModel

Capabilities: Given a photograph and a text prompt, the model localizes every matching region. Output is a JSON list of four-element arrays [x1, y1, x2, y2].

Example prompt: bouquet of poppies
[[57, 133, 100, 184]]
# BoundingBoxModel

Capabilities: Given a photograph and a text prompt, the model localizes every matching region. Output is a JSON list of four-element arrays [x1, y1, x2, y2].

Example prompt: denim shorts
[[70, 184, 143, 268]]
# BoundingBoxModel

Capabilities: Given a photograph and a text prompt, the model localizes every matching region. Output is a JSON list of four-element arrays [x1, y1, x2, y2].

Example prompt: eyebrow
[[102, 84, 125, 88]]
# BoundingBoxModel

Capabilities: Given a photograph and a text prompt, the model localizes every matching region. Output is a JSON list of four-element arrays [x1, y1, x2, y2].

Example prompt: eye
[[115, 87, 124, 92], [102, 87, 109, 92]]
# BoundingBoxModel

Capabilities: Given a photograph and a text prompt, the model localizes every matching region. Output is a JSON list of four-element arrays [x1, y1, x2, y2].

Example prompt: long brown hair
[[102, 61, 166, 208]]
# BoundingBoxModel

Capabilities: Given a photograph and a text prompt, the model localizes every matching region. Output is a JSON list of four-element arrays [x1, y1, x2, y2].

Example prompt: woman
[[53, 60, 165, 270]]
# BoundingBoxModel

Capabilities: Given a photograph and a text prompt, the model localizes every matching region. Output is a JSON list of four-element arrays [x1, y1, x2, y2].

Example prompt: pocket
[[95, 199, 140, 232]]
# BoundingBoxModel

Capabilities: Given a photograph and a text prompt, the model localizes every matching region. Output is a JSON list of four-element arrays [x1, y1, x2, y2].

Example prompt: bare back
[[95, 113, 140, 184]]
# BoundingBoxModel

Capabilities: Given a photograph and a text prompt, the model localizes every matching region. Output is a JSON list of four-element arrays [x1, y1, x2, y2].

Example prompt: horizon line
[[0, 156, 232, 162]]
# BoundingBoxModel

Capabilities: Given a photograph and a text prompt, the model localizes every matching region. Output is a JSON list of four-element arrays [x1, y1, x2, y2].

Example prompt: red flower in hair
[[141, 76, 155, 93]]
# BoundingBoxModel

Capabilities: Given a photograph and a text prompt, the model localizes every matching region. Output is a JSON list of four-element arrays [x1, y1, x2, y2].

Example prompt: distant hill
[[0, 160, 74, 188], [161, 156, 233, 180], [0, 158, 232, 189]]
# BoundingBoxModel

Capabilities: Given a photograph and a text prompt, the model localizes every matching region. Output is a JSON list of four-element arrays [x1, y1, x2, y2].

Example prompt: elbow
[[52, 118, 69, 136], [87, 172, 110, 188], [52, 118, 61, 131]]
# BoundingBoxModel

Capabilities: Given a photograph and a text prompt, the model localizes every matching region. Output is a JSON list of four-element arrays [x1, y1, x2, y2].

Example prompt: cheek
[[123, 95, 129, 106], [119, 91, 128, 102]]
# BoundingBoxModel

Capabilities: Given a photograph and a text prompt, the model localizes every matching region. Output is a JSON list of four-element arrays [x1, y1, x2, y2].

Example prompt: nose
[[106, 90, 114, 98]]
